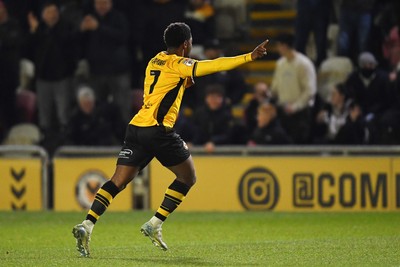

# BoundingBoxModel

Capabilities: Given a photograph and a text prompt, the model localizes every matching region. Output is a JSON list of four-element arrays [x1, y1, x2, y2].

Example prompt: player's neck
[[166, 48, 184, 57]]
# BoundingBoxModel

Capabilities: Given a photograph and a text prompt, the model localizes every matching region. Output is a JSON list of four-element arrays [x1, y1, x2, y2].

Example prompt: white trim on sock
[[149, 216, 163, 227], [83, 220, 94, 233]]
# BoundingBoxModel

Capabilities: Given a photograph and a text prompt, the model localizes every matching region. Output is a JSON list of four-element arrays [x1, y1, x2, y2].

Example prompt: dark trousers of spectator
[[279, 107, 311, 144], [0, 69, 18, 134], [295, 0, 331, 67], [36, 78, 72, 131], [338, 8, 372, 59], [89, 72, 132, 123]]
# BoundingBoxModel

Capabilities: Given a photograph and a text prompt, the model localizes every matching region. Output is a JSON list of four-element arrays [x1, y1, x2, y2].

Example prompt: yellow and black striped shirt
[[130, 51, 253, 128]]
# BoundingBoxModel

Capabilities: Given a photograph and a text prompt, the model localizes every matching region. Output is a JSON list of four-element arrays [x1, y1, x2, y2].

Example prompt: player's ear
[[183, 40, 188, 49]]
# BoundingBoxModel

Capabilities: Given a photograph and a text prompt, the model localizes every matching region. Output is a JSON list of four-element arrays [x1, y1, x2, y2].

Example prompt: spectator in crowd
[[294, 0, 332, 67], [80, 0, 132, 122], [110, 0, 145, 88], [26, 2, 78, 136], [375, 61, 400, 144], [334, 100, 367, 144], [374, 0, 400, 37], [140, 0, 185, 69], [191, 84, 234, 153], [184, 0, 215, 45], [313, 83, 350, 144], [59, 0, 85, 30], [66, 86, 125, 146], [248, 101, 292, 145], [345, 52, 390, 121], [372, 0, 400, 71], [382, 25, 400, 72], [337, 0, 374, 62], [184, 39, 247, 108], [1, 0, 32, 33], [391, 63, 400, 107], [271, 33, 317, 144], [244, 81, 271, 137], [174, 110, 195, 144], [0, 0, 23, 140], [212, 0, 247, 40]]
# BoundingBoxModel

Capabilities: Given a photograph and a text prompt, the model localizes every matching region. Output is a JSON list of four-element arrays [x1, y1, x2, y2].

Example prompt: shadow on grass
[[97, 255, 211, 266], [96, 255, 260, 266]]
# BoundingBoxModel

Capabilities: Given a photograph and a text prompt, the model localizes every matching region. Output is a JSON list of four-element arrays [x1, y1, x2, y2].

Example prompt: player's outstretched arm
[[194, 39, 269, 77]]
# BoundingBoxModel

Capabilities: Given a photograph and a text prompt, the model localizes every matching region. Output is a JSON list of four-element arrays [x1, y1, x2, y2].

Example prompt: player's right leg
[[72, 165, 139, 257], [72, 124, 153, 257]]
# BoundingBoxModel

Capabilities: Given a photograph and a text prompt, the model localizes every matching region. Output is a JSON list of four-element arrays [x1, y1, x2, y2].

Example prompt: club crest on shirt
[[183, 59, 194, 66]]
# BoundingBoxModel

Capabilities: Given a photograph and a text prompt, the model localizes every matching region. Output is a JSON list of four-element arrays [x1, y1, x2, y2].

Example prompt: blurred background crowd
[[0, 0, 399, 154]]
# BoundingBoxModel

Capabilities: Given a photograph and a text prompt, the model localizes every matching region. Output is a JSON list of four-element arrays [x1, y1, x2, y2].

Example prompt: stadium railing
[[52, 145, 400, 156]]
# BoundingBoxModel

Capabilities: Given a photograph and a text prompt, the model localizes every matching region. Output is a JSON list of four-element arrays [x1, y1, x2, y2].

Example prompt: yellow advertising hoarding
[[393, 158, 400, 210], [150, 157, 398, 211], [53, 158, 132, 211], [0, 158, 42, 210]]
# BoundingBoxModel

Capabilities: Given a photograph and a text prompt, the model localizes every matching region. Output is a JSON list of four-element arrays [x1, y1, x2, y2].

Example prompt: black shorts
[[117, 124, 190, 169]]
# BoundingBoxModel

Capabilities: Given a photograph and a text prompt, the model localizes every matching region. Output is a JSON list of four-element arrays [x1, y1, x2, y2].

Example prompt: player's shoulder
[[171, 55, 197, 68]]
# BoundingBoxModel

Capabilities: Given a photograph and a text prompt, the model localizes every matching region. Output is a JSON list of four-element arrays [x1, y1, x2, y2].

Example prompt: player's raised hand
[[251, 39, 269, 60]]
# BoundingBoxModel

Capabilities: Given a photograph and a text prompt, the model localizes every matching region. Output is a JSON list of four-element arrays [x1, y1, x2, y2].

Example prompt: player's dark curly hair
[[163, 22, 192, 48]]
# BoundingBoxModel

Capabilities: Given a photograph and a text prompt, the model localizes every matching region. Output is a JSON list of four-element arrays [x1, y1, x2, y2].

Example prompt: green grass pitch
[[0, 211, 399, 266]]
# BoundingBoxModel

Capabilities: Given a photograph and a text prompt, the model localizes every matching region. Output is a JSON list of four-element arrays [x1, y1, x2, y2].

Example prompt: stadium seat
[[317, 56, 353, 102], [3, 123, 41, 145]]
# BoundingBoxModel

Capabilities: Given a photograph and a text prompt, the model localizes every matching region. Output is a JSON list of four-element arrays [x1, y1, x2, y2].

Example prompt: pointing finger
[[260, 39, 269, 48]]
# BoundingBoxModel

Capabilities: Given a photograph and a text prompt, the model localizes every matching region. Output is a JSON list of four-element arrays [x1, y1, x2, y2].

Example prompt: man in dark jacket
[[191, 84, 234, 153], [345, 52, 390, 143], [66, 86, 125, 146], [27, 2, 78, 134], [346, 52, 390, 118], [248, 101, 292, 145], [0, 1, 23, 138], [80, 0, 131, 122]]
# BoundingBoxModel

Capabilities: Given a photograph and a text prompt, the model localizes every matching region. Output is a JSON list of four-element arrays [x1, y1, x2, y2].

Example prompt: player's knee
[[188, 174, 196, 187], [110, 175, 132, 191], [178, 174, 196, 188]]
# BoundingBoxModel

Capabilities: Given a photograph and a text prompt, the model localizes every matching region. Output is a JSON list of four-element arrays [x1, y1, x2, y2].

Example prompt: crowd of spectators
[[0, 0, 399, 153], [0, 0, 225, 153]]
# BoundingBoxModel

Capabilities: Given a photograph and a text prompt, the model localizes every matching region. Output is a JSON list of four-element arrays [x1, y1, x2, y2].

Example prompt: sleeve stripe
[[192, 61, 198, 78]]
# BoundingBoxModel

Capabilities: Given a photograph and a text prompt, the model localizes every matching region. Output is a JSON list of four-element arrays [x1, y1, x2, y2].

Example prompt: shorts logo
[[238, 167, 279, 210], [119, 149, 133, 159], [183, 141, 188, 150], [183, 59, 194, 66], [75, 171, 107, 209]]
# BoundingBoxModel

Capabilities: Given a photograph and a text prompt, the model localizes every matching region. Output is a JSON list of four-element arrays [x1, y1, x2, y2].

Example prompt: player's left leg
[[73, 165, 139, 257]]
